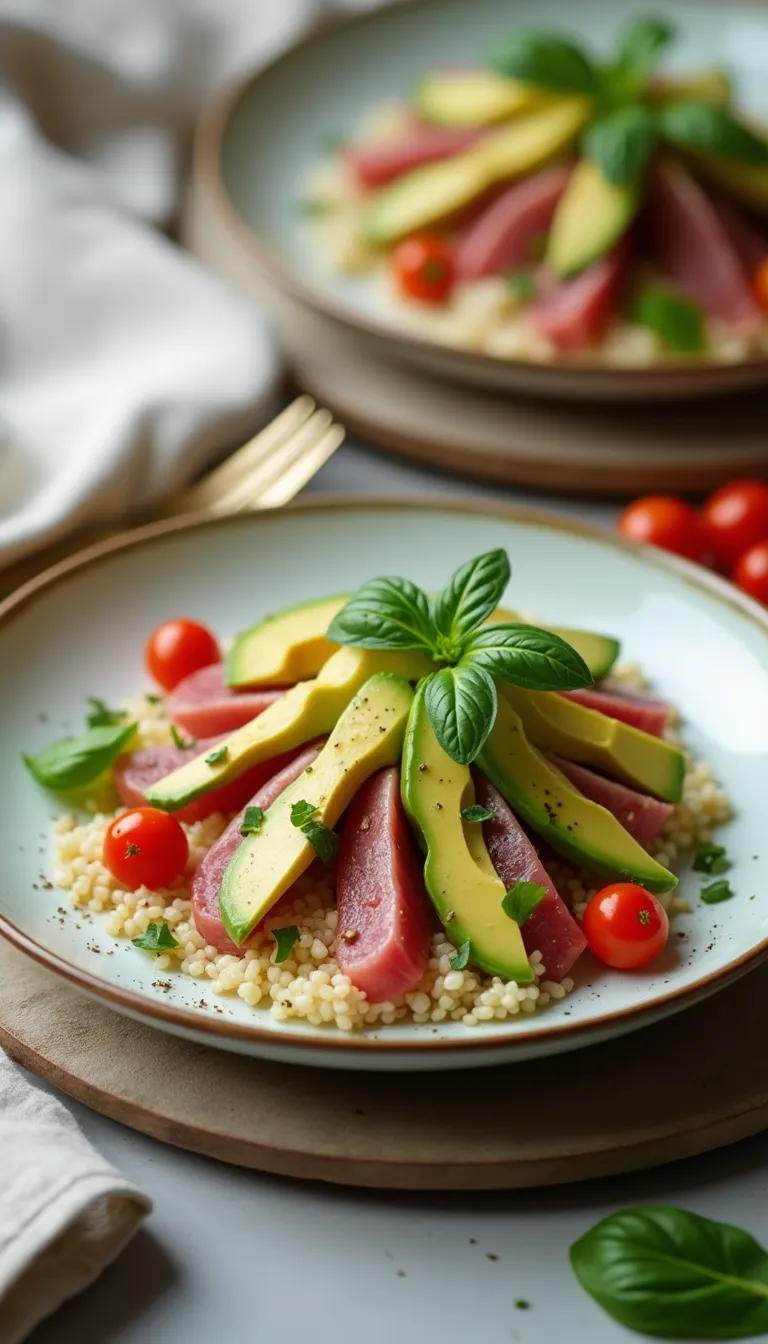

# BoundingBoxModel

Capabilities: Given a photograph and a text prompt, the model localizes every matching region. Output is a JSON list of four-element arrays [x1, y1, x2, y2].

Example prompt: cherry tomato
[[146, 619, 219, 691], [583, 883, 669, 970], [732, 539, 768, 605], [701, 479, 768, 573], [393, 233, 455, 304], [617, 495, 709, 564], [752, 258, 768, 313], [104, 807, 189, 890]]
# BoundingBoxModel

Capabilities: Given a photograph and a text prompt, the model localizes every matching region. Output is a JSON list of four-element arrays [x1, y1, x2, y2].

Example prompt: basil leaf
[[570, 1206, 768, 1339], [240, 805, 265, 837], [449, 940, 471, 971], [501, 881, 547, 926], [614, 17, 675, 84], [462, 804, 495, 823], [86, 696, 126, 729], [433, 549, 511, 649], [583, 105, 657, 187], [290, 799, 318, 829], [23, 722, 137, 791], [506, 270, 538, 301], [424, 664, 497, 766], [302, 821, 338, 865], [658, 101, 768, 166], [633, 287, 705, 353], [170, 724, 196, 751], [694, 843, 730, 875], [701, 878, 735, 905], [326, 577, 435, 654], [272, 926, 300, 963], [489, 31, 599, 95], [131, 921, 179, 953], [462, 624, 593, 691]]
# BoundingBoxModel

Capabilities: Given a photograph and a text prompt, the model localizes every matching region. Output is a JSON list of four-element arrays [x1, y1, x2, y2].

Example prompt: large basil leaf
[[326, 577, 435, 653], [462, 624, 593, 690], [613, 17, 675, 85], [633, 287, 705, 353], [571, 1206, 768, 1339], [424, 664, 497, 766], [433, 549, 510, 648], [583, 105, 657, 187], [489, 31, 599, 96], [658, 101, 768, 166], [23, 721, 138, 791]]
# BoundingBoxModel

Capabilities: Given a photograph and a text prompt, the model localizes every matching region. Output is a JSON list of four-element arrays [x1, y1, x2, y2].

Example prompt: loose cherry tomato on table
[[752, 258, 768, 313], [701, 479, 768, 573], [732, 539, 768, 605], [393, 233, 455, 304], [582, 882, 669, 970], [104, 807, 189, 890], [617, 495, 709, 564], [146, 618, 219, 691]]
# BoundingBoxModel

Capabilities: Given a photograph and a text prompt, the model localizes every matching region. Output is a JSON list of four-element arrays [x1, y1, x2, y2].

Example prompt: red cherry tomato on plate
[[732, 539, 768, 605], [701, 479, 768, 573], [146, 618, 219, 691], [393, 233, 455, 304], [582, 882, 670, 970], [617, 495, 709, 564], [104, 807, 189, 890], [752, 258, 768, 313]]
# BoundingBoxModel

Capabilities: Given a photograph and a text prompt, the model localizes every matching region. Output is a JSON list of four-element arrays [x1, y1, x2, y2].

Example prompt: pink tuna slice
[[455, 163, 573, 280], [527, 243, 627, 350], [711, 193, 768, 274], [473, 773, 586, 981], [336, 767, 432, 1002], [191, 741, 326, 955], [561, 682, 671, 737], [551, 756, 673, 851], [644, 159, 762, 331], [346, 125, 480, 189], [115, 736, 295, 825], [168, 663, 283, 738]]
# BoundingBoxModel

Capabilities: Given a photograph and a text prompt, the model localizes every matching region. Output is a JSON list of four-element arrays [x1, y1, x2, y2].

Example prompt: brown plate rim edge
[[2, 493, 768, 1057]]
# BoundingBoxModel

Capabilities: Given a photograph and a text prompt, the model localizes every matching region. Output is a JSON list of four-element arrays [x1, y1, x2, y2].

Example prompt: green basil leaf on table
[[501, 881, 547, 926], [461, 804, 495, 823], [86, 696, 126, 729], [613, 16, 676, 86], [131, 921, 179, 953], [658, 101, 768, 165], [326, 576, 435, 653], [424, 663, 498, 766], [272, 926, 301, 964], [23, 721, 137, 791], [633, 287, 705, 353], [570, 1205, 768, 1339], [489, 31, 600, 96], [301, 821, 339, 865], [433, 549, 511, 649], [462, 624, 593, 691], [583, 105, 658, 186], [449, 940, 471, 971]]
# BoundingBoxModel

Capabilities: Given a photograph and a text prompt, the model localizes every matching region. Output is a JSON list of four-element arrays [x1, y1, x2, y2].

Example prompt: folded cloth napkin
[[0, 1054, 150, 1344]]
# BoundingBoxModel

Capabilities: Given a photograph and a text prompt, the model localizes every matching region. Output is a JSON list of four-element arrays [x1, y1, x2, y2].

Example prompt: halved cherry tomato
[[393, 233, 455, 304], [732, 539, 768, 605], [104, 807, 189, 890], [146, 619, 219, 692], [582, 882, 669, 970], [618, 496, 709, 564], [752, 258, 768, 313], [701, 479, 768, 573]]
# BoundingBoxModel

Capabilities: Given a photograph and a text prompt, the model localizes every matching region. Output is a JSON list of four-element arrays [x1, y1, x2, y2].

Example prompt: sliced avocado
[[362, 97, 592, 245], [146, 645, 434, 812], [220, 673, 414, 946], [499, 683, 685, 802], [478, 696, 676, 894], [687, 151, 768, 214], [650, 69, 732, 109], [401, 681, 533, 982], [415, 70, 542, 128], [547, 157, 640, 278], [226, 594, 347, 688]]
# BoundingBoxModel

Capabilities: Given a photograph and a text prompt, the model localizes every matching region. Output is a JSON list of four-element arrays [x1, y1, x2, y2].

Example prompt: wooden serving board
[[2, 938, 768, 1190]]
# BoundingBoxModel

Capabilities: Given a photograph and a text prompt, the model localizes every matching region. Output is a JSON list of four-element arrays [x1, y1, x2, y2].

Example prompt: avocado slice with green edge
[[362, 97, 592, 245], [544, 627, 619, 680], [478, 696, 677, 894], [145, 645, 434, 812], [547, 157, 641, 278], [500, 683, 685, 803], [685, 151, 768, 214], [414, 70, 543, 128], [220, 672, 414, 946], [226, 594, 348, 688], [401, 681, 533, 983]]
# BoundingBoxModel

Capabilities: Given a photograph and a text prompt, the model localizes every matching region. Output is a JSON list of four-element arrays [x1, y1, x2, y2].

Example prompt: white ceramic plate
[[2, 499, 768, 1071]]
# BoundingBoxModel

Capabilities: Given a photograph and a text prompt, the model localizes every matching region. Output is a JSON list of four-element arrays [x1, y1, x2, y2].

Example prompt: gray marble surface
[[27, 437, 768, 1344]]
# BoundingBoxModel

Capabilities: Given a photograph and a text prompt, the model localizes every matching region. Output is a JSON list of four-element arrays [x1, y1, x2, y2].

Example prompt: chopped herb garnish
[[170, 724, 196, 751], [700, 878, 735, 905], [145, 693, 162, 704], [514, 1300, 530, 1311], [240, 805, 265, 837], [501, 881, 547, 926], [462, 804, 495, 823], [205, 745, 229, 766], [125, 842, 141, 858], [86, 696, 126, 728], [272, 926, 300, 963], [505, 270, 538, 302], [693, 843, 731, 875], [290, 800, 319, 829], [131, 921, 179, 953], [302, 820, 339, 865], [449, 939, 471, 971]]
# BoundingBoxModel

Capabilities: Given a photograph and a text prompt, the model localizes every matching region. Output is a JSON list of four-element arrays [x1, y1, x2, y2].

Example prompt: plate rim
[[3, 493, 768, 1058], [193, 0, 768, 393]]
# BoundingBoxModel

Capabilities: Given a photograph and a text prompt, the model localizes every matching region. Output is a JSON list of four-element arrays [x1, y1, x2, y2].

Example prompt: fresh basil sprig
[[326, 576, 434, 654], [571, 1206, 768, 1339], [425, 663, 498, 765], [433, 549, 510, 651], [23, 722, 137, 791], [658, 101, 768, 165], [489, 31, 600, 95], [609, 16, 675, 99], [462, 624, 594, 692], [583, 104, 657, 186]]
